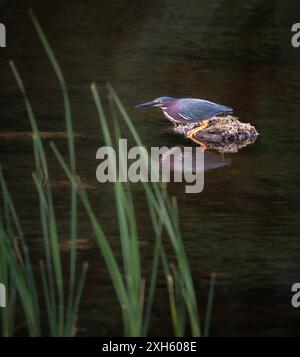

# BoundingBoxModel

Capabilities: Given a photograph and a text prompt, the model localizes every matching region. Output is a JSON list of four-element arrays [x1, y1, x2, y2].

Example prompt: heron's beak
[[135, 100, 158, 109]]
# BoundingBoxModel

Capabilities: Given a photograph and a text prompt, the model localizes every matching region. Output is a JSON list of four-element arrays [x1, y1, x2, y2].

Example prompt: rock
[[173, 116, 259, 153]]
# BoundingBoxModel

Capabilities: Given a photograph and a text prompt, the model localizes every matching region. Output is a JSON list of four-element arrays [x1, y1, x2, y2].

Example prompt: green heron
[[135, 97, 233, 140]]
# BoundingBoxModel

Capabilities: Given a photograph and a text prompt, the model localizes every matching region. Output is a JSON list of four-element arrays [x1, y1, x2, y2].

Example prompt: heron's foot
[[187, 120, 209, 139]]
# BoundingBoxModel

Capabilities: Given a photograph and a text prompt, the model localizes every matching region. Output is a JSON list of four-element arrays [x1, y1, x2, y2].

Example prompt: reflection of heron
[[135, 96, 233, 141], [156, 146, 231, 176], [203, 150, 231, 171]]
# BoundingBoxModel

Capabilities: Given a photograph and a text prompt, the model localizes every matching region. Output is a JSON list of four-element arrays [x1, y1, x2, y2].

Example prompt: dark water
[[1, 0, 300, 336]]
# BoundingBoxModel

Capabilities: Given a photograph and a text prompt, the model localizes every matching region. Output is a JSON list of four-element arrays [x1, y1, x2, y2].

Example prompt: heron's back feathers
[[177, 98, 233, 121]]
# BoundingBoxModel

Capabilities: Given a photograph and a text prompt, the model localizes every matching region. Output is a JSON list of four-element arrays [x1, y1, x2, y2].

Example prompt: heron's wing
[[178, 112, 193, 121], [178, 99, 232, 121]]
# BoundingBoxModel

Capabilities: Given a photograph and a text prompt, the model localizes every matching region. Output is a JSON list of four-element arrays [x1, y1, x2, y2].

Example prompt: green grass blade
[[29, 10, 78, 334], [50, 142, 129, 325], [204, 273, 216, 337], [91, 84, 143, 335]]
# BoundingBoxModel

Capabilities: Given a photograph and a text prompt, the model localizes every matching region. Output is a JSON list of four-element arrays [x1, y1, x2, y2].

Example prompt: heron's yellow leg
[[187, 120, 209, 139], [189, 137, 208, 150]]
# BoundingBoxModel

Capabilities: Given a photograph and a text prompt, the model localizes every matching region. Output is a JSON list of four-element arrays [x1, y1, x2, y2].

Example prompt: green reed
[[0, 11, 215, 337], [0, 10, 88, 336]]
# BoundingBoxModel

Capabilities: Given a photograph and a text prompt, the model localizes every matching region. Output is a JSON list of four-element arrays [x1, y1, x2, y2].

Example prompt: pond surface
[[1, 0, 300, 336]]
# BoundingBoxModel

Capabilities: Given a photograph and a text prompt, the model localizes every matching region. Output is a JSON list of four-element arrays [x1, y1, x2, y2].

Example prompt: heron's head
[[135, 97, 176, 109]]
